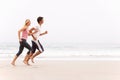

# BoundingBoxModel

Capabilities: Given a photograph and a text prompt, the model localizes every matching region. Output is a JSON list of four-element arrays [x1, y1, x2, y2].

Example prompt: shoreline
[[0, 55, 120, 61]]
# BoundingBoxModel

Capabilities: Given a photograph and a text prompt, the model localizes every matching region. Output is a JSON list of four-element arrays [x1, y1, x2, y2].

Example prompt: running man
[[27, 16, 48, 63]]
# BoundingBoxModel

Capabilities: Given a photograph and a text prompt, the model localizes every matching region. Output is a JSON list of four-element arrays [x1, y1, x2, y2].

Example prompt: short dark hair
[[37, 16, 43, 23]]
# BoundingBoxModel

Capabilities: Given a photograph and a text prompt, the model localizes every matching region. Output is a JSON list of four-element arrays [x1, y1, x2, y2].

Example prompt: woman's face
[[27, 21, 31, 26]]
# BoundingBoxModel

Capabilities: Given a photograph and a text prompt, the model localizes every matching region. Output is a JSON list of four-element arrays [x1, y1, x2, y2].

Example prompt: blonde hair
[[25, 19, 30, 25]]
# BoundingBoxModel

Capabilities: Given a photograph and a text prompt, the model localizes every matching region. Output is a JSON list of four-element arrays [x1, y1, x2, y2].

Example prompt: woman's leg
[[26, 41, 37, 63], [11, 42, 24, 66], [27, 41, 37, 61], [22, 41, 32, 65], [11, 55, 18, 66]]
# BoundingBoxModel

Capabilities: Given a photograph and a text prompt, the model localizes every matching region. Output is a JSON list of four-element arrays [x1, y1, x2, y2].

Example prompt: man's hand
[[45, 31, 48, 34]]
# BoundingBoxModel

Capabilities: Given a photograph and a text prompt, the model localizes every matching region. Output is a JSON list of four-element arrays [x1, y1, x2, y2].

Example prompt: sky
[[0, 0, 120, 45]]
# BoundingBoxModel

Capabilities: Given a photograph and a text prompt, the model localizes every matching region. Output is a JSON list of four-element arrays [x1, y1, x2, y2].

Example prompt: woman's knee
[[16, 53, 21, 57]]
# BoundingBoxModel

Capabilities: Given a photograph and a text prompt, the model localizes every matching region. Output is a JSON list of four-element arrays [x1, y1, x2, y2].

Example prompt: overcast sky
[[0, 0, 120, 45]]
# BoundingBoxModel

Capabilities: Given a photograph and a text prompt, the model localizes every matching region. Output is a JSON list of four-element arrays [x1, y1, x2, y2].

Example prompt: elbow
[[18, 30, 20, 33]]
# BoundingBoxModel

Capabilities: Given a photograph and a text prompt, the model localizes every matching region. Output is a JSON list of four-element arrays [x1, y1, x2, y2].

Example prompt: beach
[[0, 59, 120, 80], [1, 42, 120, 80]]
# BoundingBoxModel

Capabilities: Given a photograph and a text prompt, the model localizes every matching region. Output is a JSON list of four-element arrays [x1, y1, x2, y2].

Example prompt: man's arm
[[40, 31, 48, 36], [29, 27, 38, 40], [28, 27, 38, 35]]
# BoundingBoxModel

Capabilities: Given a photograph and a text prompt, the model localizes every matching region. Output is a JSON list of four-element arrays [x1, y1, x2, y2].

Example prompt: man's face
[[40, 19, 44, 24], [41, 19, 44, 24]]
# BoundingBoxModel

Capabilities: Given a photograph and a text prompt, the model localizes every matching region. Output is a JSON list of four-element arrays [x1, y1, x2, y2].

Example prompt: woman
[[11, 19, 33, 66]]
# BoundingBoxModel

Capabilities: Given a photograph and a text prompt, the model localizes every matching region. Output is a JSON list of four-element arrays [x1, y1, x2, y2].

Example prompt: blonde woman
[[11, 19, 33, 66]]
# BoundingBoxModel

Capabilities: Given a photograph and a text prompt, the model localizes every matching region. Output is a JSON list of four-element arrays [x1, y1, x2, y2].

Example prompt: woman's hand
[[19, 39, 22, 42]]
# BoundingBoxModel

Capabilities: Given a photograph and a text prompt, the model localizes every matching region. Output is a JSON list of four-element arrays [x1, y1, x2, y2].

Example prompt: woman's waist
[[20, 38, 27, 41]]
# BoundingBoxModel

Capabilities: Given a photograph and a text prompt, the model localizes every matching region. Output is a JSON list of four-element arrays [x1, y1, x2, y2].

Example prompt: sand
[[0, 59, 120, 80]]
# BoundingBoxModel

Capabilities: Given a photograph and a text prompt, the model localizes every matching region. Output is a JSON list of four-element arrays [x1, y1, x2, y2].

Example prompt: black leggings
[[16, 39, 32, 57]]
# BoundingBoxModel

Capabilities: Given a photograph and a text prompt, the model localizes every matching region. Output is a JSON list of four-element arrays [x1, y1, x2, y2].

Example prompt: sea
[[1, 42, 120, 60]]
